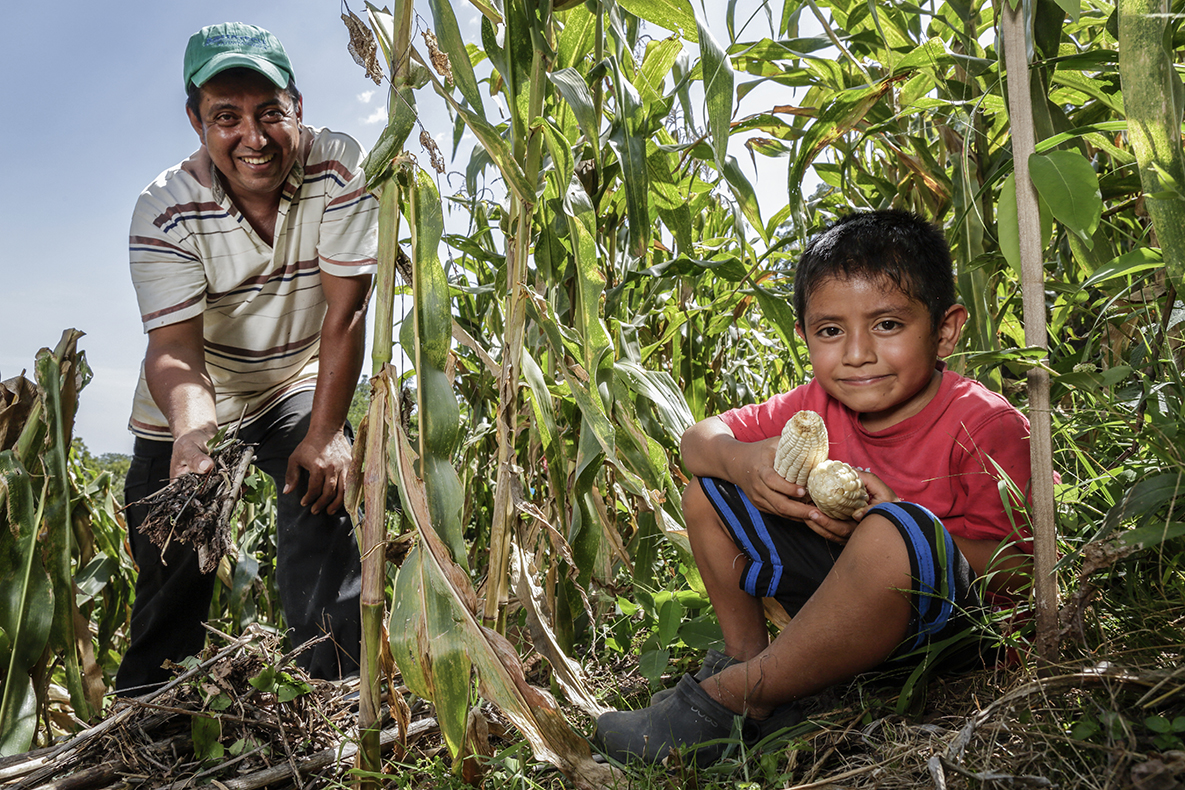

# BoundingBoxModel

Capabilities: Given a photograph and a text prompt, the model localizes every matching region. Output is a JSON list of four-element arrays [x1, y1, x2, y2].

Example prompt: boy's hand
[[850, 470, 898, 519], [730, 437, 812, 515], [800, 470, 899, 544]]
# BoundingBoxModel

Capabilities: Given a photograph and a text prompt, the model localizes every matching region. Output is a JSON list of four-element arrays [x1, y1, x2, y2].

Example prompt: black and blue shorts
[[699, 477, 987, 660]]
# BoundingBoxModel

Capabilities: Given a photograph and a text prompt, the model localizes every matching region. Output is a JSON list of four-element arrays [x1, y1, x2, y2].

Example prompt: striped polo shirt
[[128, 126, 379, 441]]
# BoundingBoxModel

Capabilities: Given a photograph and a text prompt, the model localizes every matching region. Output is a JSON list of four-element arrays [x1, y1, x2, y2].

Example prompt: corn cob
[[773, 410, 829, 486], [806, 458, 870, 520], [774, 410, 869, 520]]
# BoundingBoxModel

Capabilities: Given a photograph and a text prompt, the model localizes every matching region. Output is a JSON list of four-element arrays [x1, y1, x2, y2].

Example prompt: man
[[118, 22, 378, 693]]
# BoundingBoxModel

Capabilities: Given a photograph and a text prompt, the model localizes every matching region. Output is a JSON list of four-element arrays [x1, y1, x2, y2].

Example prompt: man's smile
[[239, 153, 276, 166]]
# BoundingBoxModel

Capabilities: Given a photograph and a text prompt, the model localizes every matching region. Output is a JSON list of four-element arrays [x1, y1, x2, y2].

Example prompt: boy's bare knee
[[842, 513, 912, 582]]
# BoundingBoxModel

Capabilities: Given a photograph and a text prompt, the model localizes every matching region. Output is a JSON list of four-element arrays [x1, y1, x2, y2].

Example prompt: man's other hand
[[284, 429, 352, 515]]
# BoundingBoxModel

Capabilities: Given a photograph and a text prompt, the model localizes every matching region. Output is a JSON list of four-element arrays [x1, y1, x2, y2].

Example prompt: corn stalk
[[482, 0, 551, 630], [1118, 0, 1185, 293], [0, 330, 101, 756], [348, 0, 415, 783]]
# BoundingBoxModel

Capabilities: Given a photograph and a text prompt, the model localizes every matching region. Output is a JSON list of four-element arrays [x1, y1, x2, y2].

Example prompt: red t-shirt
[[717, 368, 1033, 551]]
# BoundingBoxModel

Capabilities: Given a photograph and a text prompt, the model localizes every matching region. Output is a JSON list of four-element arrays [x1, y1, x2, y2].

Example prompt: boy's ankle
[[701, 674, 774, 720]]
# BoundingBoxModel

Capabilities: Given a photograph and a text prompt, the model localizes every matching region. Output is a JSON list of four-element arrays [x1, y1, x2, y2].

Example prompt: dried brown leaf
[[342, 8, 383, 85], [421, 29, 452, 82], [419, 129, 446, 174], [0, 374, 39, 452]]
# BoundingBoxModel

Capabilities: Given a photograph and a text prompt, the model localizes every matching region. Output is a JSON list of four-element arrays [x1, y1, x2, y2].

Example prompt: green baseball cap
[[183, 22, 294, 91]]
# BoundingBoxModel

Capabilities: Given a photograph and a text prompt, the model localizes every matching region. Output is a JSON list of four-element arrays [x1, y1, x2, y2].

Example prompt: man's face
[[187, 69, 302, 207]]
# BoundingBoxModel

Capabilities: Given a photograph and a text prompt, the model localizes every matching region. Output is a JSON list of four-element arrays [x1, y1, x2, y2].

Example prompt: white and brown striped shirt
[[128, 126, 378, 440]]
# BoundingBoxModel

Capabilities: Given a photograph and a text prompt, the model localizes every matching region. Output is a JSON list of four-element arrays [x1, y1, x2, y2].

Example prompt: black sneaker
[[595, 674, 759, 767], [651, 649, 740, 705]]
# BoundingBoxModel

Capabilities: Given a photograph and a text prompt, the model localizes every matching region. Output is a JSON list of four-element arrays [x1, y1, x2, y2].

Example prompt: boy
[[596, 210, 1033, 765]]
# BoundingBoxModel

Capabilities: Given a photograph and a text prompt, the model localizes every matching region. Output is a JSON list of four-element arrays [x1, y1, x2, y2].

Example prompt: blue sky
[[0, 1, 791, 455]]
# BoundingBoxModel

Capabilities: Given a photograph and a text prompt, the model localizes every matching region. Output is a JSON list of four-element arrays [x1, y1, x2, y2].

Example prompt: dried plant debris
[[0, 629, 440, 789], [420, 129, 446, 174], [421, 29, 452, 82], [0, 373, 38, 452], [342, 5, 383, 85], [131, 438, 255, 573]]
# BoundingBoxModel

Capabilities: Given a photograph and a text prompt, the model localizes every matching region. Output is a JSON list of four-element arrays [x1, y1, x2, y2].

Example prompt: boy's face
[[795, 275, 967, 432]]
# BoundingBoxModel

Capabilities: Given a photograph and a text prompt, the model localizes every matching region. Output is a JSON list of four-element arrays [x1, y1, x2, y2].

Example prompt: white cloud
[[357, 90, 376, 104], [363, 107, 387, 125]]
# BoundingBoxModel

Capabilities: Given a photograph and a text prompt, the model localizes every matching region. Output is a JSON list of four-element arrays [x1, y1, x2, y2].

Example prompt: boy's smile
[[796, 275, 966, 432]]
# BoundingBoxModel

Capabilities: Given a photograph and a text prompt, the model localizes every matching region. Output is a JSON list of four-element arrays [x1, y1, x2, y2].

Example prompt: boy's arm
[[683, 417, 903, 544], [681, 415, 809, 517]]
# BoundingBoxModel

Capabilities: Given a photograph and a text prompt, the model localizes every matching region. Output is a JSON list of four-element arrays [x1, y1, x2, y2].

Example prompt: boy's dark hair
[[793, 210, 957, 330]]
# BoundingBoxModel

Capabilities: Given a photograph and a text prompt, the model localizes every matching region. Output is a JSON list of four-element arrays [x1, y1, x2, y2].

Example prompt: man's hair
[[186, 68, 302, 118], [793, 209, 957, 330]]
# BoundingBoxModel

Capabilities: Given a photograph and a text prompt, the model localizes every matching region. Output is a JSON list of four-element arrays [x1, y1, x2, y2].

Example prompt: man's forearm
[[308, 310, 367, 438], [144, 316, 217, 477], [307, 273, 372, 439]]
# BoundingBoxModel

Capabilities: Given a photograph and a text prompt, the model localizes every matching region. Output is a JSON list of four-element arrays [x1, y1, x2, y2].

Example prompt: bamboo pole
[[1002, 1, 1060, 664]]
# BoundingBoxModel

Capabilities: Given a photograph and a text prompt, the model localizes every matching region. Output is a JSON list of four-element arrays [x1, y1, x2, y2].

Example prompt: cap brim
[[189, 52, 290, 89]]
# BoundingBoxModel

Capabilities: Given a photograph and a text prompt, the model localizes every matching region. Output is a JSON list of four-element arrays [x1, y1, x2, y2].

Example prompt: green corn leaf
[[397, 160, 466, 565], [427, 0, 486, 117], [786, 79, 896, 217], [0, 453, 54, 757], [614, 360, 695, 440], [521, 350, 569, 520], [555, 3, 596, 71], [425, 72, 535, 202], [619, 0, 698, 42], [892, 37, 956, 76], [1080, 248, 1163, 290], [637, 35, 683, 104], [1028, 150, 1103, 247], [389, 429, 616, 782], [696, 16, 732, 171], [606, 57, 651, 258], [548, 69, 600, 155], [720, 154, 767, 244], [361, 87, 418, 189]]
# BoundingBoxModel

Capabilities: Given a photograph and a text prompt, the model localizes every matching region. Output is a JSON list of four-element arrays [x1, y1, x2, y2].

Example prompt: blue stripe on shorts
[[701, 477, 781, 597], [866, 502, 958, 652]]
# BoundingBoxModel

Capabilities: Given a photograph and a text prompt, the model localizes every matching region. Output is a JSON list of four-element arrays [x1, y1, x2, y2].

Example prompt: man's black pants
[[115, 391, 362, 693]]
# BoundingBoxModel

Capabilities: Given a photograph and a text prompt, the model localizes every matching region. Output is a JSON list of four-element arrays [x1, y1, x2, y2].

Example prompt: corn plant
[[336, 0, 1185, 782], [0, 331, 104, 755], [334, 0, 1185, 772]]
